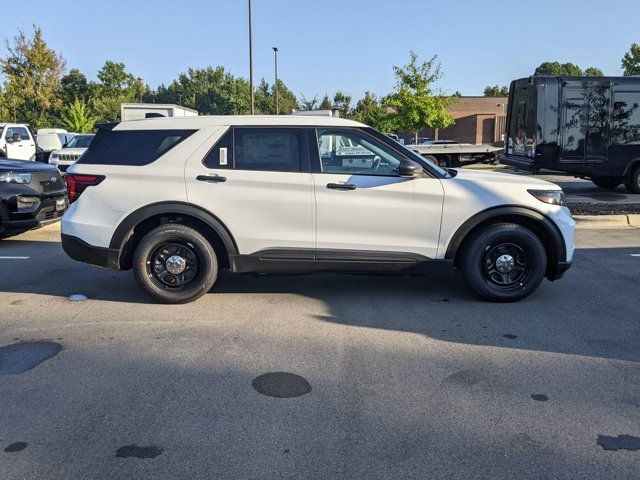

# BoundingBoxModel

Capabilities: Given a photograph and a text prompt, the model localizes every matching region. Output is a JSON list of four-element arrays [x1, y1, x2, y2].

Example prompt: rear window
[[78, 129, 195, 166]]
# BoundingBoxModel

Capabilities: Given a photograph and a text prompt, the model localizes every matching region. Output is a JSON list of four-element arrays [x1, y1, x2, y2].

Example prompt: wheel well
[[623, 159, 640, 176], [452, 214, 559, 279], [117, 213, 231, 270]]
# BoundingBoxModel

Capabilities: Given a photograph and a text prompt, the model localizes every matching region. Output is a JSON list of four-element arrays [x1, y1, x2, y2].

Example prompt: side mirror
[[398, 158, 423, 178], [5, 136, 13, 144]]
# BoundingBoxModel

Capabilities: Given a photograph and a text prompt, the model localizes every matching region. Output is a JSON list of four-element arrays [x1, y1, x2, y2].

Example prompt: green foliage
[[584, 67, 604, 77], [622, 43, 640, 76], [60, 98, 96, 133], [60, 68, 89, 104], [332, 91, 352, 117], [319, 95, 332, 110], [534, 62, 584, 76], [255, 78, 298, 114], [299, 94, 319, 110], [351, 91, 395, 133], [89, 61, 148, 122], [1, 25, 66, 129], [484, 85, 509, 97], [386, 51, 455, 142], [153, 66, 250, 115]]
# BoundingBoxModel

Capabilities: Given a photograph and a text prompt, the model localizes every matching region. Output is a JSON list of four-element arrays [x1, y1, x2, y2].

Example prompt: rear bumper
[[499, 154, 536, 171], [61, 233, 120, 270]]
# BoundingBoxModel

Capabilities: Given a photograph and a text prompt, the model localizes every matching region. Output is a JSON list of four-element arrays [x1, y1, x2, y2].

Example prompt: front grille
[[28, 170, 66, 194], [57, 154, 81, 162]]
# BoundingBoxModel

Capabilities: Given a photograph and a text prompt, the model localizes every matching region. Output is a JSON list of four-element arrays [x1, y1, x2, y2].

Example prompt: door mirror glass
[[398, 158, 423, 178]]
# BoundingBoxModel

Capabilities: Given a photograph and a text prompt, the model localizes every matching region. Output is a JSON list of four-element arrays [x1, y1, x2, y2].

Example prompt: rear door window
[[78, 129, 195, 166], [203, 127, 304, 172]]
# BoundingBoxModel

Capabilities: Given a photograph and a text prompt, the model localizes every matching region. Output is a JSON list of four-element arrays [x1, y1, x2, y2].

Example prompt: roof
[[112, 114, 366, 131], [121, 103, 199, 114]]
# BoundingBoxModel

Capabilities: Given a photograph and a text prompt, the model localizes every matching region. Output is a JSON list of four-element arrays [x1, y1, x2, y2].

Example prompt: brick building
[[402, 96, 508, 146]]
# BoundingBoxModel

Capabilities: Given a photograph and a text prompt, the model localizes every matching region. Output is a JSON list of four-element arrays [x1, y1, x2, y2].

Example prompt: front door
[[311, 128, 444, 261]]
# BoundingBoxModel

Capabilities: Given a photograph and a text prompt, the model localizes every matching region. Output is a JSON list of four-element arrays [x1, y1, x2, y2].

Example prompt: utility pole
[[273, 47, 279, 115], [248, 0, 255, 115]]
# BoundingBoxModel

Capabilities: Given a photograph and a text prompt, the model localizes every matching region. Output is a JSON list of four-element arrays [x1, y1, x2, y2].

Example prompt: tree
[[89, 61, 148, 122], [386, 51, 455, 144], [299, 94, 319, 110], [351, 91, 395, 133], [584, 67, 604, 77], [319, 95, 332, 110], [622, 43, 640, 76], [484, 85, 509, 97], [60, 68, 89, 104], [60, 98, 96, 133], [332, 91, 352, 117], [533, 62, 583, 77], [254, 78, 298, 114], [152, 66, 250, 115], [1, 25, 66, 128]]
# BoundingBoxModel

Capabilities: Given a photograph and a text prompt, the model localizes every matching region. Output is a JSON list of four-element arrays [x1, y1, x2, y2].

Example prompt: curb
[[574, 214, 639, 229]]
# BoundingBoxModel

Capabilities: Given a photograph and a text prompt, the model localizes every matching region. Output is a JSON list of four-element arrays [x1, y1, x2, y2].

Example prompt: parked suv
[[49, 134, 95, 172], [61, 116, 574, 304], [1, 158, 68, 238]]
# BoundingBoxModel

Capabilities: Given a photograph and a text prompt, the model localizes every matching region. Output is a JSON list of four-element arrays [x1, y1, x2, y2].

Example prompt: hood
[[51, 147, 87, 155], [0, 158, 57, 172], [450, 168, 560, 189]]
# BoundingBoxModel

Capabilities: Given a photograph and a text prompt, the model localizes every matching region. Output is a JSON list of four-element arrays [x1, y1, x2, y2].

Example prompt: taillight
[[65, 174, 105, 203]]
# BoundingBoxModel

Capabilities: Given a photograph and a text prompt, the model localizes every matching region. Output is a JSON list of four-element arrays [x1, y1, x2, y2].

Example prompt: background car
[[0, 158, 68, 239], [0, 123, 37, 161], [35, 128, 75, 163], [48, 134, 94, 172]]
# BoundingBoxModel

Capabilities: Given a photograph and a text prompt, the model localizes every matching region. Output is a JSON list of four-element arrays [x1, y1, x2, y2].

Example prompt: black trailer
[[500, 76, 640, 193]]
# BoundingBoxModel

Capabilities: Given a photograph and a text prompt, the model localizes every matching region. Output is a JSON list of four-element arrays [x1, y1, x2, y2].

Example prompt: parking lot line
[[0, 256, 30, 259]]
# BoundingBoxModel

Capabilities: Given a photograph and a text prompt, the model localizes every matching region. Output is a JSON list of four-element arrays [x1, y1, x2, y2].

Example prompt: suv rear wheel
[[460, 223, 547, 302], [133, 223, 218, 304], [624, 165, 640, 194]]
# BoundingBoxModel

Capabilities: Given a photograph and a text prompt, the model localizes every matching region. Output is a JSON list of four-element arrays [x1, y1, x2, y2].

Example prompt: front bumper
[[1, 191, 68, 234], [61, 234, 121, 270]]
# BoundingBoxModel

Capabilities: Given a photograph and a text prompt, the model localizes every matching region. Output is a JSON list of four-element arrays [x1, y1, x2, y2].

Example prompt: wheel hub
[[165, 255, 187, 274], [495, 254, 515, 273]]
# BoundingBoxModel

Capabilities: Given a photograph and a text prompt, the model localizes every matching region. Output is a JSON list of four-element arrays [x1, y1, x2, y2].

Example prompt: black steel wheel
[[133, 223, 218, 304], [460, 223, 547, 302]]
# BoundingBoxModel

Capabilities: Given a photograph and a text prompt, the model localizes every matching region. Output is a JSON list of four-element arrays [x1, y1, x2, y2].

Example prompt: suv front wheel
[[460, 223, 547, 302], [133, 223, 218, 304]]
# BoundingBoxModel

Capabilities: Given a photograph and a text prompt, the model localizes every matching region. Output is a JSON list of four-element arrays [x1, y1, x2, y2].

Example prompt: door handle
[[197, 175, 227, 183], [327, 183, 356, 190]]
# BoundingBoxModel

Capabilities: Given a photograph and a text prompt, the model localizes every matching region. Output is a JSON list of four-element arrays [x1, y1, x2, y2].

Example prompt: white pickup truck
[[0, 123, 37, 161]]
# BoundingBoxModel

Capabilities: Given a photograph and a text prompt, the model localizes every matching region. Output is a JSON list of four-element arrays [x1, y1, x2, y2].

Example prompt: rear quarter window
[[78, 129, 195, 166]]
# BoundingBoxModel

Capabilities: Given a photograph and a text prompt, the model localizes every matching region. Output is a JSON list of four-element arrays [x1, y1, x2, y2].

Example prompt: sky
[[2, 0, 639, 101]]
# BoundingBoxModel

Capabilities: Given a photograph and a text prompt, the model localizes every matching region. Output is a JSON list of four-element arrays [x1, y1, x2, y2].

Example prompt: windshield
[[67, 135, 94, 149]]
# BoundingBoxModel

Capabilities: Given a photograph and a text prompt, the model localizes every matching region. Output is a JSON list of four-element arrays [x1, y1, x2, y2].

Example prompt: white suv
[[61, 116, 574, 304]]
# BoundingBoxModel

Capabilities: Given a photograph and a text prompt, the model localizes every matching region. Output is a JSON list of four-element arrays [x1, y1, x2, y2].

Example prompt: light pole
[[248, 0, 255, 115], [273, 47, 279, 115]]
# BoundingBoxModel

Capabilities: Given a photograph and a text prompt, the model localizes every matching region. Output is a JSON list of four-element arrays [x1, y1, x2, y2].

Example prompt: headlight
[[0, 172, 32, 184], [528, 189, 566, 206]]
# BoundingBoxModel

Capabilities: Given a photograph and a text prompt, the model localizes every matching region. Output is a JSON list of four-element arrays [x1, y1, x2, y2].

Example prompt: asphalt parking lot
[[1, 223, 639, 479]]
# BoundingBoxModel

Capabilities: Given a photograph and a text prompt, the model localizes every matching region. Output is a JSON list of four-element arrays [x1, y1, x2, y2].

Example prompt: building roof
[[113, 115, 366, 130]]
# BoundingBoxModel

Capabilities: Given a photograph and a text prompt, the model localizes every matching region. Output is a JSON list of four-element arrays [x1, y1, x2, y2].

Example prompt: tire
[[423, 155, 439, 166], [624, 166, 640, 194], [460, 223, 547, 302], [591, 176, 620, 189], [133, 223, 218, 304]]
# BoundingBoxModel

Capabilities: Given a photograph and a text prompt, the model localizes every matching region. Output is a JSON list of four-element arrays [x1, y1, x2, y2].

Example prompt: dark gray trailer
[[500, 76, 640, 193]]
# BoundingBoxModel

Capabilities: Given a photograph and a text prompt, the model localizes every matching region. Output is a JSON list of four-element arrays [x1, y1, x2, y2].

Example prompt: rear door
[[560, 85, 609, 163], [185, 126, 315, 256], [310, 128, 444, 262]]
